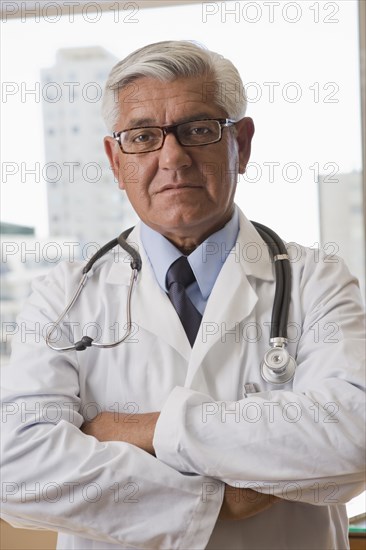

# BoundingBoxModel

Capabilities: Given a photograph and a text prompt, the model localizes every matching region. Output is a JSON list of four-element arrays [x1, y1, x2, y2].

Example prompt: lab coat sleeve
[[1, 263, 223, 550], [153, 250, 366, 505]]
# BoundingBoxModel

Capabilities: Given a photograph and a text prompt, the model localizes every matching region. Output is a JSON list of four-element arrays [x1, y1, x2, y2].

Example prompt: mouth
[[157, 184, 202, 194]]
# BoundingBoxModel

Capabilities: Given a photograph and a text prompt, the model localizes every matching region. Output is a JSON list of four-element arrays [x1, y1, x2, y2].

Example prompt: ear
[[104, 136, 126, 190], [235, 117, 255, 174]]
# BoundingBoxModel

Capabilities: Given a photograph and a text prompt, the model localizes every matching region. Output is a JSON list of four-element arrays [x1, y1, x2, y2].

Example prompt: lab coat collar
[[105, 209, 274, 285], [187, 210, 274, 371], [235, 209, 274, 282]]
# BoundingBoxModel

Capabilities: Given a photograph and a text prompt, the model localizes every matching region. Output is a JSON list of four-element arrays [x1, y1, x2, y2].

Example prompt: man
[[1, 41, 365, 549]]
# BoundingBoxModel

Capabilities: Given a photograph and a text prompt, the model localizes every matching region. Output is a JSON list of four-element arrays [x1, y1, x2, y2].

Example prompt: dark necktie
[[166, 256, 202, 347]]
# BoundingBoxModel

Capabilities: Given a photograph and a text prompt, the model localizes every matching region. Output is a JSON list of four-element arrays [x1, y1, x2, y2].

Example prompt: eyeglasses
[[112, 118, 236, 154]]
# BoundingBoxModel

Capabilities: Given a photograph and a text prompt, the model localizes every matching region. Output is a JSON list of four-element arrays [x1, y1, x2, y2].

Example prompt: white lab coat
[[1, 209, 365, 550]]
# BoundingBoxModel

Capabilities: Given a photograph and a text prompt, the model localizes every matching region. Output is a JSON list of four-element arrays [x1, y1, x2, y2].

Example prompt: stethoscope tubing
[[45, 273, 89, 351], [253, 222, 291, 339], [45, 221, 296, 385], [46, 227, 140, 351]]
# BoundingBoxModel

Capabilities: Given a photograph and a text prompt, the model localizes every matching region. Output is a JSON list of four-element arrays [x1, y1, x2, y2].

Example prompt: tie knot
[[166, 256, 195, 289]]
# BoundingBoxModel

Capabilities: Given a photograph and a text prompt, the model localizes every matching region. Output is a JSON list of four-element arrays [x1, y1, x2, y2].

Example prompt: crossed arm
[[81, 411, 279, 520]]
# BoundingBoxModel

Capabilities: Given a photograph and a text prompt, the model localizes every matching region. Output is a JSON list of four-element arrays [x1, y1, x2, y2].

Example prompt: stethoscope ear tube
[[45, 272, 90, 351], [46, 227, 142, 352]]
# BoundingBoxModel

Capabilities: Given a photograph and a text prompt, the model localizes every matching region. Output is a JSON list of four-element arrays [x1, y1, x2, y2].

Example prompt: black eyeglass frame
[[112, 118, 236, 154]]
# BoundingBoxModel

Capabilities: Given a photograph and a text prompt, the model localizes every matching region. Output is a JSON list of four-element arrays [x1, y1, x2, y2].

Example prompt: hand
[[218, 484, 280, 521], [81, 411, 159, 455]]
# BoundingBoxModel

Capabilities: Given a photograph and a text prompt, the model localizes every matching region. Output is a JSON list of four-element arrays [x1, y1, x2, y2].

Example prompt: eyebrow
[[123, 113, 221, 130]]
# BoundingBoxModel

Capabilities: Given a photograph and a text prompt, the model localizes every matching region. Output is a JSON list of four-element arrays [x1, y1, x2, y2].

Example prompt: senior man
[[1, 41, 365, 550]]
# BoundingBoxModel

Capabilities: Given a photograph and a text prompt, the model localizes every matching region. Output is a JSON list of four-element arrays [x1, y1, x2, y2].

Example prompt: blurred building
[[0, 224, 99, 365], [1, 223, 79, 364], [318, 171, 365, 298], [41, 46, 137, 245], [1, 222, 35, 235]]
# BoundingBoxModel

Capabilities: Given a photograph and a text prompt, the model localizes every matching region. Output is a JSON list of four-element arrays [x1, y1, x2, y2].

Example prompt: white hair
[[101, 40, 247, 132]]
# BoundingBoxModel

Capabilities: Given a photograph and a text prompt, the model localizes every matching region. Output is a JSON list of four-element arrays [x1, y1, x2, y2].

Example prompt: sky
[[1, 0, 362, 247]]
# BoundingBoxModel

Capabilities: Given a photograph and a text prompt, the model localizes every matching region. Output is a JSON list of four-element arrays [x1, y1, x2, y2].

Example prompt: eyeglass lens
[[120, 120, 222, 153]]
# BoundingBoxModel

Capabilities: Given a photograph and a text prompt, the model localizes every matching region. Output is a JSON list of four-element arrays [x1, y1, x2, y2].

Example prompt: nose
[[158, 133, 192, 171]]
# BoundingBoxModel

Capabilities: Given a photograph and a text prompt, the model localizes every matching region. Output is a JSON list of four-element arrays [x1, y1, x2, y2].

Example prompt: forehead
[[116, 75, 226, 127]]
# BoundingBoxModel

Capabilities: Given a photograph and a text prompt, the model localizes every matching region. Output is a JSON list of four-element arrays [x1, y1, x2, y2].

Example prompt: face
[[104, 76, 254, 252]]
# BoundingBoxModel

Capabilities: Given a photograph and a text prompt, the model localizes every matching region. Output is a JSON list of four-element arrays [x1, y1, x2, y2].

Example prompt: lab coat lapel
[[133, 256, 192, 360], [106, 224, 191, 360], [187, 210, 275, 381]]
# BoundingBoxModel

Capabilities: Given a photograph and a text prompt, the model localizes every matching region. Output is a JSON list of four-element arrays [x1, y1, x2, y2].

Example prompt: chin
[[156, 213, 221, 241]]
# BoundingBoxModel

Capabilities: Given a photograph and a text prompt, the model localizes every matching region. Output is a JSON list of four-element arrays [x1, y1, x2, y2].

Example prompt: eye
[[178, 121, 219, 145], [185, 123, 213, 138], [188, 125, 213, 136], [132, 131, 155, 143], [179, 121, 218, 141], [123, 128, 161, 145]]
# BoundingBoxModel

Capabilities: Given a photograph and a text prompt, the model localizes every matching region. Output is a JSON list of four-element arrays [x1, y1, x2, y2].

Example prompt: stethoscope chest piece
[[261, 338, 297, 385]]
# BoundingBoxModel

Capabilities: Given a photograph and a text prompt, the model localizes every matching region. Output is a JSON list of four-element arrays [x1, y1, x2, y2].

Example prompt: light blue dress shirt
[[140, 207, 239, 315]]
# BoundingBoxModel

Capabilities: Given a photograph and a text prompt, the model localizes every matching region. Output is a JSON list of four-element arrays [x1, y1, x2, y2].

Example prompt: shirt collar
[[140, 207, 239, 298]]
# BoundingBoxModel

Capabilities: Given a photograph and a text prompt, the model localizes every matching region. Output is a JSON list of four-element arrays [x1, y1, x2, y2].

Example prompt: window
[[1, 0, 365, 519]]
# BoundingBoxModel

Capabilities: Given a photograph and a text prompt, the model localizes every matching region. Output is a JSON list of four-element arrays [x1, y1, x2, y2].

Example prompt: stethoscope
[[45, 222, 297, 385]]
